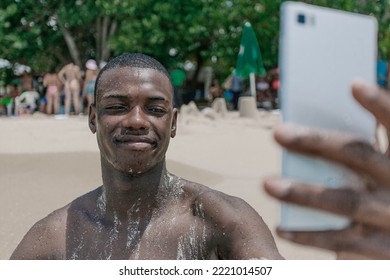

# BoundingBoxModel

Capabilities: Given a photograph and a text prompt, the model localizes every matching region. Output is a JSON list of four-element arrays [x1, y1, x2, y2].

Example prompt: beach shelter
[[235, 21, 265, 96]]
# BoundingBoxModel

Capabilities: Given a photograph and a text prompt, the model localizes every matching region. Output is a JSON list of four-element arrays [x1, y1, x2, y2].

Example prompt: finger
[[352, 81, 390, 156], [273, 124, 390, 186], [352, 81, 390, 133], [264, 177, 390, 231], [276, 225, 390, 259]]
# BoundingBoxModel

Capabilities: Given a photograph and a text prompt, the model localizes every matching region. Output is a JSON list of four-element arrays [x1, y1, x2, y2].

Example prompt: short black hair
[[94, 53, 171, 103]]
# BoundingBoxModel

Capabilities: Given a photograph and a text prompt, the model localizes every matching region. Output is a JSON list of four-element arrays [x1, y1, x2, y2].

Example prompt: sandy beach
[[0, 108, 335, 260]]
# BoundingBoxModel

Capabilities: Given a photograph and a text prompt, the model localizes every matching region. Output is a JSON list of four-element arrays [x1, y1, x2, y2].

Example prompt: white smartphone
[[279, 2, 378, 230]]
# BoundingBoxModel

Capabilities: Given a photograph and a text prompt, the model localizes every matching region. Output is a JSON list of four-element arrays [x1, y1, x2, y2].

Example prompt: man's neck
[[98, 158, 177, 221]]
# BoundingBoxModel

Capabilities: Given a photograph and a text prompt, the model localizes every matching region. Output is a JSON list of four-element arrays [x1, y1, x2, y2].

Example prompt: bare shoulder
[[180, 178, 283, 259], [181, 178, 262, 225], [10, 204, 69, 260], [10, 186, 103, 259]]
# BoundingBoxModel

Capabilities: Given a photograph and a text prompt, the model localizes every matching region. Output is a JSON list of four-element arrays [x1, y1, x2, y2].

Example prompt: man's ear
[[171, 108, 178, 138], [89, 104, 97, 134]]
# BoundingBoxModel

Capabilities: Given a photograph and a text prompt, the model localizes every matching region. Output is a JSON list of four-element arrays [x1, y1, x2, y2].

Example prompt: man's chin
[[109, 155, 165, 176], [117, 162, 157, 177], [125, 168, 147, 177]]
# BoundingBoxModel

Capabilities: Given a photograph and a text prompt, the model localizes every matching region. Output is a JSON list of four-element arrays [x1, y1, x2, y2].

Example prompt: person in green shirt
[[169, 66, 186, 108]]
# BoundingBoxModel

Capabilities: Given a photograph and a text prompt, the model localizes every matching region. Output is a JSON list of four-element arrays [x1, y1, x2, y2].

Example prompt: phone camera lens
[[297, 14, 306, 24]]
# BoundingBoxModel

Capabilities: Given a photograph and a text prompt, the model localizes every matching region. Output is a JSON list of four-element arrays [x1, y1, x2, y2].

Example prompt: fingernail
[[274, 124, 298, 144], [351, 79, 376, 96], [265, 178, 292, 198], [351, 78, 367, 88]]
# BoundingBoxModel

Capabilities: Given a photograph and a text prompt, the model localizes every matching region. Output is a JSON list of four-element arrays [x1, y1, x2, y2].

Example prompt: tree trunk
[[101, 16, 109, 62], [96, 16, 117, 64], [104, 19, 117, 61], [96, 17, 102, 63], [189, 49, 204, 94], [55, 13, 82, 67]]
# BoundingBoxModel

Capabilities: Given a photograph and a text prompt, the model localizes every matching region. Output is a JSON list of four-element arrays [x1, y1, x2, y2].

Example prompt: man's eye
[[148, 107, 167, 114], [105, 105, 127, 111]]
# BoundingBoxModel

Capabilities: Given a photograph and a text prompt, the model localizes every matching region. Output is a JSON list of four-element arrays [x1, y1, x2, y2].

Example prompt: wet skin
[[10, 67, 282, 260], [90, 67, 177, 177]]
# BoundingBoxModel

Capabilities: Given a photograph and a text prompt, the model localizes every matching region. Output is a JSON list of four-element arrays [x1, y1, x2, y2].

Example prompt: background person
[[230, 70, 244, 110], [20, 70, 33, 93], [209, 79, 223, 101], [169, 65, 186, 108], [58, 62, 82, 115], [43, 69, 62, 115], [82, 59, 99, 114]]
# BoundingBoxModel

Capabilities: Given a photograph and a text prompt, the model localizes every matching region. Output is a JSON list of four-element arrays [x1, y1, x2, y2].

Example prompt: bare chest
[[66, 211, 217, 260]]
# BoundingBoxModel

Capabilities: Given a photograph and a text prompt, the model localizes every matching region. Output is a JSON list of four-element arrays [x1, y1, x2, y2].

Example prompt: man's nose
[[123, 106, 149, 130]]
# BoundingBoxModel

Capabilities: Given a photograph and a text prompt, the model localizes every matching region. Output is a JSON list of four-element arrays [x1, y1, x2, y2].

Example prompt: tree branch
[[54, 12, 81, 67]]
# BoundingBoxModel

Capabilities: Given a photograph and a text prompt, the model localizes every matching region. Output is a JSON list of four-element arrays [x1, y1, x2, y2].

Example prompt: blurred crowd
[[210, 67, 280, 111], [0, 61, 280, 117], [0, 59, 102, 117]]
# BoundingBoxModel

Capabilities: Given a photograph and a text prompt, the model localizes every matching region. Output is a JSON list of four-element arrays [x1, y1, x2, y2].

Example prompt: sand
[[0, 109, 335, 260]]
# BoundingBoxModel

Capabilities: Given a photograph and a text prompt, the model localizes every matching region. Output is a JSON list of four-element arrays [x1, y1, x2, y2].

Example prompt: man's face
[[89, 67, 177, 175]]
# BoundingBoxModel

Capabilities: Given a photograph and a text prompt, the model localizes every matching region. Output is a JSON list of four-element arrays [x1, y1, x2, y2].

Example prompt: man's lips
[[114, 135, 156, 150]]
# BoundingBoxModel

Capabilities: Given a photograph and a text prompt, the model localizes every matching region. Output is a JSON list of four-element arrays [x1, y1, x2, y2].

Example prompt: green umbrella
[[235, 22, 265, 78]]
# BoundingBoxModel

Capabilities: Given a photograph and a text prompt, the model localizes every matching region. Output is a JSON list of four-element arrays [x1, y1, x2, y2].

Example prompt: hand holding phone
[[278, 2, 377, 230]]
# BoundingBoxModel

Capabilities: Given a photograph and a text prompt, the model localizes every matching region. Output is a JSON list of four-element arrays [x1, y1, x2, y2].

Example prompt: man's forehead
[[98, 67, 171, 88], [96, 66, 173, 100], [101, 66, 168, 80]]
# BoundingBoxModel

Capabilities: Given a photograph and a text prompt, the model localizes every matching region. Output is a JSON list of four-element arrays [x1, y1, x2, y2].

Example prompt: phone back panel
[[279, 2, 377, 230]]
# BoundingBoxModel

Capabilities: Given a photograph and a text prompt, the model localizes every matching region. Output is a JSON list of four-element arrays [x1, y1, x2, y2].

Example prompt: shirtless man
[[20, 70, 33, 92], [58, 62, 82, 115], [11, 53, 282, 260], [264, 81, 390, 259]]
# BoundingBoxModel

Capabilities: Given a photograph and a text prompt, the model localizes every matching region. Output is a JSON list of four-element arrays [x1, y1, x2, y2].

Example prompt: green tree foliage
[[112, 0, 284, 84], [0, 0, 389, 86], [0, 0, 121, 73]]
